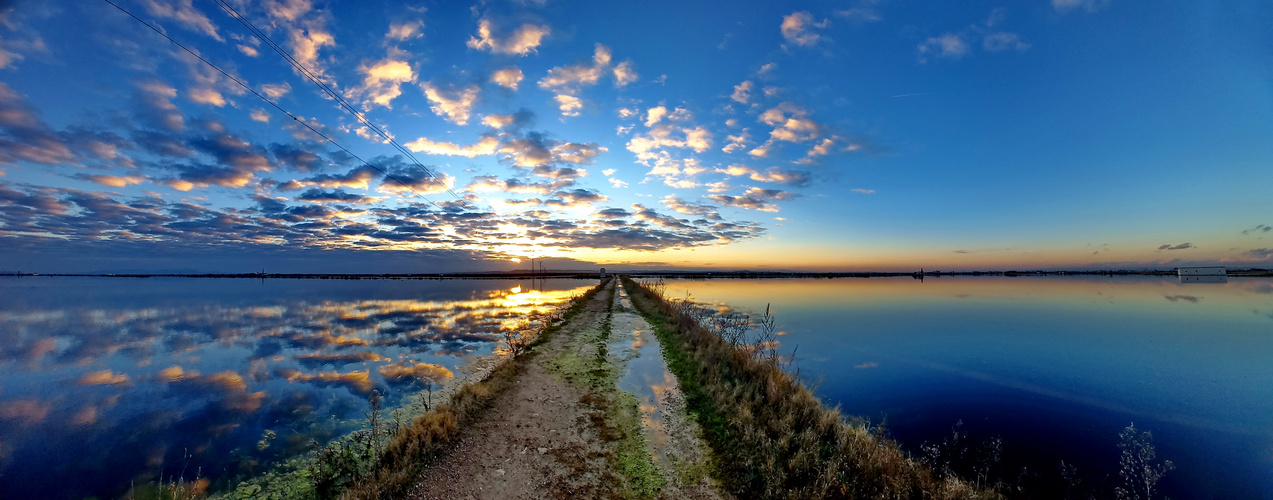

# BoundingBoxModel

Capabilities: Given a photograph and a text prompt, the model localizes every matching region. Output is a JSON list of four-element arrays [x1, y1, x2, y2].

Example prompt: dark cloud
[[270, 143, 326, 172], [295, 188, 372, 204], [1241, 224, 1271, 236], [1158, 243, 1193, 251], [0, 82, 74, 165], [1242, 248, 1273, 260]]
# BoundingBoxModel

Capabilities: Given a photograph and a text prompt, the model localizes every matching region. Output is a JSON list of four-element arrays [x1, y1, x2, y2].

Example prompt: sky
[[0, 0, 1269, 273]]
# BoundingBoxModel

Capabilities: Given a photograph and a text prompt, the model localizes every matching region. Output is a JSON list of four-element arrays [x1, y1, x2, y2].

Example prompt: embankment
[[620, 276, 999, 499]]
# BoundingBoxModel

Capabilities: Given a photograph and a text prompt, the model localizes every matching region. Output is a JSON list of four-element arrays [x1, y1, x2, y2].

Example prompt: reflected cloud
[[0, 279, 591, 499]]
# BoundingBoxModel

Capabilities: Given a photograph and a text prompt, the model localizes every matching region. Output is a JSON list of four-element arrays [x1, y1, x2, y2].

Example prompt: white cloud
[[1052, 0, 1111, 13], [983, 32, 1031, 52], [613, 60, 639, 87], [355, 58, 415, 108], [758, 62, 777, 75], [260, 82, 292, 100], [422, 82, 480, 125], [388, 19, 424, 41], [722, 129, 750, 154], [609, 178, 629, 188], [554, 94, 584, 117], [781, 11, 829, 47], [645, 106, 668, 127], [467, 18, 550, 56], [250, 109, 271, 123], [481, 114, 517, 129], [731, 81, 754, 104], [918, 33, 969, 62], [491, 67, 524, 90], [405, 136, 498, 158], [852, 188, 875, 194], [539, 44, 611, 90], [139, 0, 223, 41], [238, 45, 259, 57]]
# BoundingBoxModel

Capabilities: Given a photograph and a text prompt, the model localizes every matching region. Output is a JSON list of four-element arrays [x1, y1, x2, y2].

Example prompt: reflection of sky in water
[[0, 277, 593, 500], [667, 276, 1273, 499]]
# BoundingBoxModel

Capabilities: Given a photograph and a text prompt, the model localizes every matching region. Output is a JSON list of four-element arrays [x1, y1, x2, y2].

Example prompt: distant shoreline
[[1, 268, 1269, 279]]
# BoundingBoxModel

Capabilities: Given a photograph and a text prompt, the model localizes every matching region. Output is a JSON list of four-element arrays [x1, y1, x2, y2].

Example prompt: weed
[[621, 276, 997, 500], [1115, 423, 1174, 500]]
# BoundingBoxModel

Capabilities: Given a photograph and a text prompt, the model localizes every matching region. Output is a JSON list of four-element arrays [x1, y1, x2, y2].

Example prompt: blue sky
[[0, 0, 1269, 272]]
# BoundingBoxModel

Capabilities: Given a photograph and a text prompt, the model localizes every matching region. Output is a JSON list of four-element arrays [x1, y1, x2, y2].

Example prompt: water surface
[[662, 276, 1273, 498], [0, 276, 593, 499]]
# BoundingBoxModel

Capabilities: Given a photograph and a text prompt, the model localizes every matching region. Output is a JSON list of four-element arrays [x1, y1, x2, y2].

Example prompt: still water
[[663, 276, 1273, 498], [0, 277, 593, 499]]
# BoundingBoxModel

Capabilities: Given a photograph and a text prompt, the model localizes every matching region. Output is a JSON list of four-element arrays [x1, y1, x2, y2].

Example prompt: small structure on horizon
[[1178, 266, 1226, 276], [599, 267, 607, 279]]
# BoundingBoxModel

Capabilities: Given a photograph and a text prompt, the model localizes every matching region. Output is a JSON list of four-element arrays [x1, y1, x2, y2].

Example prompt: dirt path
[[408, 279, 724, 500]]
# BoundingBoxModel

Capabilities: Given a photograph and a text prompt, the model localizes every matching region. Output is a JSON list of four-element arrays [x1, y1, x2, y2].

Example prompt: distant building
[[599, 268, 607, 279], [1178, 266, 1226, 276]]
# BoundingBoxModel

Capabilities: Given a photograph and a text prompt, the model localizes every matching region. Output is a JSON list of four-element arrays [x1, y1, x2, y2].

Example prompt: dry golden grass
[[621, 276, 1000, 500]]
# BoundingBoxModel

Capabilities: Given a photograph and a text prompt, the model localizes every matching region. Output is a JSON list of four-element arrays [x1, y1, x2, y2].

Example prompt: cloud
[[758, 102, 820, 143], [747, 167, 812, 187], [708, 187, 799, 212], [781, 11, 829, 47], [660, 196, 722, 219], [983, 32, 1031, 52], [613, 60, 638, 87], [645, 106, 668, 127], [852, 188, 875, 194], [539, 44, 611, 90], [498, 133, 606, 168], [796, 137, 836, 164], [491, 66, 524, 90], [918, 33, 969, 62], [0, 82, 74, 165], [422, 82, 480, 125], [294, 188, 377, 205], [722, 129, 751, 154], [280, 165, 381, 190], [134, 80, 185, 132], [836, 0, 883, 22], [387, 19, 424, 41], [1158, 243, 1194, 250], [731, 80, 754, 104], [260, 82, 292, 100], [467, 18, 550, 56], [354, 57, 416, 108], [1241, 248, 1273, 260], [138, 0, 223, 41], [405, 135, 499, 158], [553, 94, 583, 117], [77, 174, 146, 188], [1052, 0, 1111, 13], [250, 109, 271, 123], [465, 175, 568, 195], [1241, 224, 1271, 236]]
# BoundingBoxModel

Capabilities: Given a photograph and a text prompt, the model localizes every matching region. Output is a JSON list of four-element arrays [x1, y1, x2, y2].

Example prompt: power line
[[101, 0, 446, 209], [207, 0, 467, 203]]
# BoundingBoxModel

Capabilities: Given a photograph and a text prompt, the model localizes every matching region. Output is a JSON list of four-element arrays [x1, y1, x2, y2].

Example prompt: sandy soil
[[408, 280, 724, 500]]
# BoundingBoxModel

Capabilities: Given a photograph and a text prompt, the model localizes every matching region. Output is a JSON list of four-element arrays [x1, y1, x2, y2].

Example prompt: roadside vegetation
[[198, 280, 607, 500], [622, 276, 997, 499]]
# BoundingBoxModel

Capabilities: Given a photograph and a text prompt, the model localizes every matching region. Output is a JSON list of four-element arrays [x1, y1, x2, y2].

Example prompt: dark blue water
[[666, 276, 1273, 499], [0, 277, 593, 500]]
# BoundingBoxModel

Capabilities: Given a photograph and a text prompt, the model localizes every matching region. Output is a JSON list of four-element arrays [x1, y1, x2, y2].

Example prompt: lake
[[659, 276, 1273, 499], [0, 277, 595, 500]]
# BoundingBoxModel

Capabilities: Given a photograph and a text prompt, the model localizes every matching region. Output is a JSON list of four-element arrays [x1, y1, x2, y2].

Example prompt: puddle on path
[[608, 285, 677, 466]]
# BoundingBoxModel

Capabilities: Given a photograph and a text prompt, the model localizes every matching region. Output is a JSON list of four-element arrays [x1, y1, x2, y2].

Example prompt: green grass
[[621, 276, 999, 500]]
